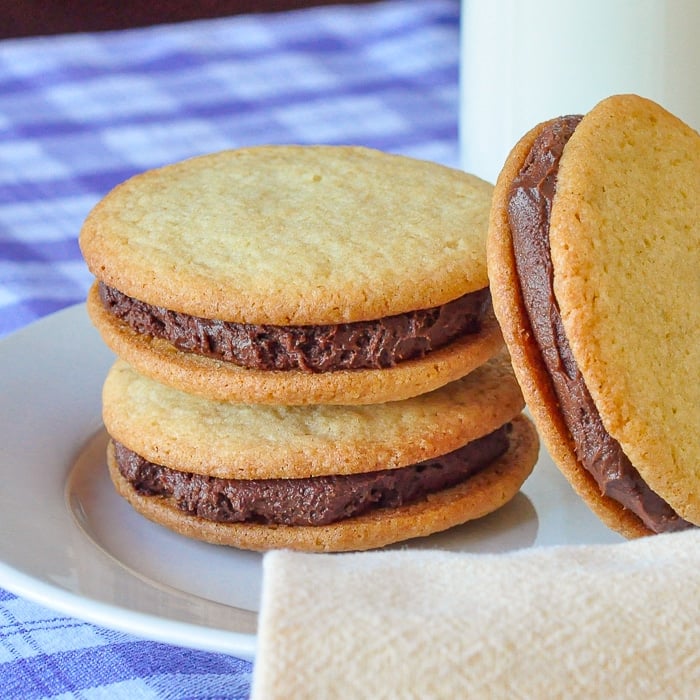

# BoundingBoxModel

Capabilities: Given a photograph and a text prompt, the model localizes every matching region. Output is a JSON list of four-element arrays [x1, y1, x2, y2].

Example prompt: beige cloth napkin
[[251, 530, 700, 699]]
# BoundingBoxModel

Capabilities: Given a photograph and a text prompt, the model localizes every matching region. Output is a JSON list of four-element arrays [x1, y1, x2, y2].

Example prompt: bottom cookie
[[107, 414, 539, 552], [87, 283, 505, 406]]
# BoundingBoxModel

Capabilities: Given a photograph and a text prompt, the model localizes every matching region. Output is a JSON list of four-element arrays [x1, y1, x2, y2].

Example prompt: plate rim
[[0, 556, 257, 659]]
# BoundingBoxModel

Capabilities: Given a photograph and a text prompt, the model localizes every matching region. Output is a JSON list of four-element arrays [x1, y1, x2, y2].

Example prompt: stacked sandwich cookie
[[487, 95, 700, 538], [81, 145, 539, 552]]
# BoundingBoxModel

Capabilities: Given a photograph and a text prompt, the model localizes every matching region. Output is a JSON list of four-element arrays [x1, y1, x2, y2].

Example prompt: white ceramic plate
[[0, 304, 623, 661]]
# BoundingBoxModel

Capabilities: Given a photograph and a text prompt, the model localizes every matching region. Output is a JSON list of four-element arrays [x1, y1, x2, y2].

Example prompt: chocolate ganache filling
[[114, 424, 510, 527], [507, 115, 691, 533], [98, 282, 491, 373]]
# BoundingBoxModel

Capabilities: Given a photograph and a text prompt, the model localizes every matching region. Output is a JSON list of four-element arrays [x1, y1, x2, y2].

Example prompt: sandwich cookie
[[81, 145, 502, 405], [102, 354, 539, 552], [487, 94, 700, 537]]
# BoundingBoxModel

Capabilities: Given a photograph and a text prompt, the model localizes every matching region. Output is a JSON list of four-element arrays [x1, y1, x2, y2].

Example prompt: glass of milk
[[459, 0, 700, 183]]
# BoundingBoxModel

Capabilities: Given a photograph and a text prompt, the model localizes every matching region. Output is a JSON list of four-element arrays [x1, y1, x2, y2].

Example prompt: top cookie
[[80, 145, 493, 325], [551, 95, 700, 522], [102, 351, 525, 479]]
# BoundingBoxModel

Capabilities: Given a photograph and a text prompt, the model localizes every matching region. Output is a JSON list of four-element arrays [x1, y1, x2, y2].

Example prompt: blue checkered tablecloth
[[0, 1, 461, 697]]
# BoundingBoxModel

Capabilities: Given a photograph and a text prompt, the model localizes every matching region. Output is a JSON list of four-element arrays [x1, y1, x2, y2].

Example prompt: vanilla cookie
[[81, 145, 499, 404], [487, 94, 700, 537], [102, 354, 538, 551], [87, 284, 503, 405]]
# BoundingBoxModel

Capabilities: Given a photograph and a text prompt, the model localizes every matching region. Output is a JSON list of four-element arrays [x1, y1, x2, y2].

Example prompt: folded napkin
[[251, 530, 700, 698]]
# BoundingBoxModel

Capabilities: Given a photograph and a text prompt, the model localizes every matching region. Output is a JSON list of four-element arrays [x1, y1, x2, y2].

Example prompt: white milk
[[459, 0, 700, 183]]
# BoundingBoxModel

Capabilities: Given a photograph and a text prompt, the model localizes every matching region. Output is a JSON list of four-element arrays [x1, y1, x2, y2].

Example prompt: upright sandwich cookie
[[81, 146, 502, 405], [102, 355, 538, 552], [487, 94, 700, 537]]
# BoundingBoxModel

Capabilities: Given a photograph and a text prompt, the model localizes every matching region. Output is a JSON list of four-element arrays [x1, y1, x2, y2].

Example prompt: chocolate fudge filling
[[507, 115, 691, 533], [98, 282, 491, 372], [114, 424, 510, 527]]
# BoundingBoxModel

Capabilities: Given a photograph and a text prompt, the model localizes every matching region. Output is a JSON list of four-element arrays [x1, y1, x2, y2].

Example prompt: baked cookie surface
[[102, 352, 525, 480], [488, 94, 699, 536], [552, 95, 700, 523], [80, 145, 493, 325]]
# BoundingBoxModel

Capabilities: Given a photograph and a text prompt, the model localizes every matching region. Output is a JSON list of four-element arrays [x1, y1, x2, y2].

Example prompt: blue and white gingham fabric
[[0, 590, 252, 699], [0, 1, 460, 697], [0, 0, 461, 340]]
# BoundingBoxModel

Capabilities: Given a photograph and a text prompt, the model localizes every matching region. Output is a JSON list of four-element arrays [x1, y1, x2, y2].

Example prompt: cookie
[[86, 284, 503, 405], [107, 416, 537, 553], [80, 145, 501, 404], [487, 94, 700, 537], [102, 354, 539, 552]]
